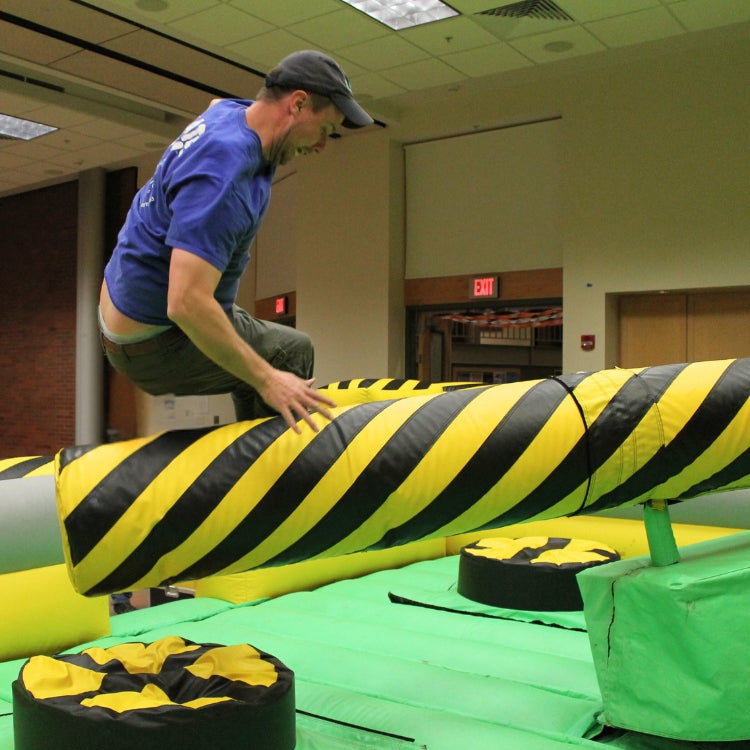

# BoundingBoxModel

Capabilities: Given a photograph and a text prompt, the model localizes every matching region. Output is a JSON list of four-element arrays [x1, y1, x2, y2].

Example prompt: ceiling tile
[[0, 91, 50, 117], [339, 36, 431, 71], [586, 6, 686, 47], [441, 41, 533, 77], [102, 30, 265, 98], [288, 9, 387, 50], [39, 129, 103, 152], [0, 19, 81, 65], [83, 0, 222, 25], [381, 58, 466, 91], [0, 151, 34, 170], [0, 0, 136, 43], [167, 4, 274, 46], [0, 139, 67, 161], [669, 0, 750, 31], [508, 25, 607, 63], [19, 104, 93, 129], [400, 16, 500, 55], [557, 0, 661, 24], [226, 28, 323, 72], [346, 71, 407, 100], [49, 141, 140, 170], [1, 166, 61, 184], [228, 0, 340, 27], [51, 51, 211, 115], [117, 133, 172, 152], [70, 119, 145, 141]]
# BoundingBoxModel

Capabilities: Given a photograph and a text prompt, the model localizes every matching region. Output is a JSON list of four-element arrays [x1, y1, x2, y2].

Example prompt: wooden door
[[618, 294, 687, 368], [618, 289, 750, 368]]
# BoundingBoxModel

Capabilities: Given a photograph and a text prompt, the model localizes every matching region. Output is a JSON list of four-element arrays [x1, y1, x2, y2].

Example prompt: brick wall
[[0, 181, 78, 457], [0, 169, 137, 458]]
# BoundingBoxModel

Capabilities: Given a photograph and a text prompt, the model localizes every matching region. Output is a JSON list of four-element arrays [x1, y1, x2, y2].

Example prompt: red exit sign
[[470, 275, 499, 299], [275, 296, 288, 314]]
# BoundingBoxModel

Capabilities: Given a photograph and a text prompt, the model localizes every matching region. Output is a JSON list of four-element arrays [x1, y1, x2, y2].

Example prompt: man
[[99, 51, 373, 433]]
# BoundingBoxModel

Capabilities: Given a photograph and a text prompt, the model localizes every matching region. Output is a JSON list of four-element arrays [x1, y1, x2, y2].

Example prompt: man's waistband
[[100, 326, 186, 357]]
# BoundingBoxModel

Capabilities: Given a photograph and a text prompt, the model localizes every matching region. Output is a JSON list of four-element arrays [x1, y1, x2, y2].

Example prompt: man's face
[[274, 96, 344, 166]]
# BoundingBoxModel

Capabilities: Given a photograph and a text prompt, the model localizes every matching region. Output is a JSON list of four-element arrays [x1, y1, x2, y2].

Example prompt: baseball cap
[[265, 50, 374, 129]]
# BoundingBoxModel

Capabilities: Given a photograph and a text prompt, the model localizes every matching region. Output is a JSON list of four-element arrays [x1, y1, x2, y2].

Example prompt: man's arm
[[167, 248, 335, 433]]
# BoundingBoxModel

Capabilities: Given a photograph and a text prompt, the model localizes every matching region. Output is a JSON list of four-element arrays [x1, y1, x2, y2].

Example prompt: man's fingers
[[304, 379, 337, 409]]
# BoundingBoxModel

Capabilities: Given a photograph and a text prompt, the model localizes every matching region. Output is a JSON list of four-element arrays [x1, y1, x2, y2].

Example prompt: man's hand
[[259, 370, 337, 434], [168, 249, 336, 433]]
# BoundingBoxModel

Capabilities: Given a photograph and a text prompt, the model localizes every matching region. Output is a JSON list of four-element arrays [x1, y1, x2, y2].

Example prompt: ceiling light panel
[[340, 0, 459, 30], [0, 114, 57, 141]]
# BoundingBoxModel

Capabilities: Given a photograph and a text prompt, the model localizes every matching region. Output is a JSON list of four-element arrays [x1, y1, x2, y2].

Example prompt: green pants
[[101, 305, 314, 421]]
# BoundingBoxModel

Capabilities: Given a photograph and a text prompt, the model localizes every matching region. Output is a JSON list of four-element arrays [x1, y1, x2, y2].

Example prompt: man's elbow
[[166, 292, 192, 328]]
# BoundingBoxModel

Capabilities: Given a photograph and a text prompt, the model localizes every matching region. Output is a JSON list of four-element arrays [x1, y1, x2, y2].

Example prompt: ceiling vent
[[477, 0, 574, 22]]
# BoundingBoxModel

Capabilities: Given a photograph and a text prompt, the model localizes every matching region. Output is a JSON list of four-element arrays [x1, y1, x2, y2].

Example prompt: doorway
[[617, 288, 750, 368], [407, 305, 562, 384]]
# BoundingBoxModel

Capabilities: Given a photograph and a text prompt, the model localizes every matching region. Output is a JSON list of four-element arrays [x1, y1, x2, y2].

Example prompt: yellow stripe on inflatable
[[54, 359, 750, 596], [23, 656, 106, 700], [0, 455, 54, 478]]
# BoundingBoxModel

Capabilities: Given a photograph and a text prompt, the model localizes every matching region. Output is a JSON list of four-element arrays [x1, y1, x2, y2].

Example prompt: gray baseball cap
[[265, 50, 374, 129]]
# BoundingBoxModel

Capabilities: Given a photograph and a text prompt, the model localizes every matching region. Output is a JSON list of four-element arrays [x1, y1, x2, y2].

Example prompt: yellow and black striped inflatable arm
[[54, 359, 750, 596]]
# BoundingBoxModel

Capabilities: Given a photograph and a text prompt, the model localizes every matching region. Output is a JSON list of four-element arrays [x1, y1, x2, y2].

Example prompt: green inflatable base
[[578, 530, 750, 742]]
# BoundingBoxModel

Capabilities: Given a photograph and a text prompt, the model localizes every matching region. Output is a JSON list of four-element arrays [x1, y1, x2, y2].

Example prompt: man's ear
[[290, 90, 308, 114]]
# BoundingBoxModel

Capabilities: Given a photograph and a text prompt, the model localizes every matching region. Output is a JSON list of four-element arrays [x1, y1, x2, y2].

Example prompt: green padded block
[[578, 531, 750, 742]]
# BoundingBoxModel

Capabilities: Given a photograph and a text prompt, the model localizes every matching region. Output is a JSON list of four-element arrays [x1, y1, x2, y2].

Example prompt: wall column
[[75, 168, 106, 445]]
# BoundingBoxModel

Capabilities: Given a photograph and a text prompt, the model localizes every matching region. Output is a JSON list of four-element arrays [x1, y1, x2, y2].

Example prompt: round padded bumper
[[12, 636, 295, 750], [458, 536, 620, 611]]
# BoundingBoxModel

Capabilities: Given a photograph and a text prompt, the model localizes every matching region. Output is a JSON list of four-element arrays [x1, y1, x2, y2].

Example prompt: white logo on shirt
[[170, 118, 206, 155]]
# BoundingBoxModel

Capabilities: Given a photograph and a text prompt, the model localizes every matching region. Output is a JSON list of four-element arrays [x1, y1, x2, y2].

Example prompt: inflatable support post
[[642, 499, 681, 566]]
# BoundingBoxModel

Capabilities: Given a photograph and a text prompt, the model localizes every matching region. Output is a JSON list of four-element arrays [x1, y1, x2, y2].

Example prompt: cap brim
[[330, 92, 374, 129]]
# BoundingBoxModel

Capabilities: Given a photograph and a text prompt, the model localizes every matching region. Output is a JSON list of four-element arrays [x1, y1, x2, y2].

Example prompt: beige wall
[[269, 29, 750, 380], [294, 129, 405, 386]]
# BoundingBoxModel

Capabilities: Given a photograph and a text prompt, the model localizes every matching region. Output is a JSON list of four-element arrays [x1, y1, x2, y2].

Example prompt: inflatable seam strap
[[54, 362, 750, 596]]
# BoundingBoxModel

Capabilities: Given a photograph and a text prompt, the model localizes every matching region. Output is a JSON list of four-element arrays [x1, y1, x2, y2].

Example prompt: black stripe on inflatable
[[506, 537, 564, 562], [261, 386, 489, 567], [57, 444, 100, 471], [370, 378, 573, 549], [64, 429, 215, 568], [675, 445, 750, 501], [585, 359, 750, 512], [85, 418, 290, 595], [167, 400, 395, 584], [382, 379, 408, 390], [0, 455, 53, 480], [359, 378, 379, 388], [496, 363, 687, 524]]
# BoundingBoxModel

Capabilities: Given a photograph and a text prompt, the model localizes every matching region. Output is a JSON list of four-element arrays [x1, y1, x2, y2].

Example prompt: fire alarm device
[[275, 296, 288, 315], [580, 334, 595, 351]]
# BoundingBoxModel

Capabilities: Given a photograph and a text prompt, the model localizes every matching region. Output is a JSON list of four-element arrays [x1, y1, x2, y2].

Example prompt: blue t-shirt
[[105, 99, 275, 325]]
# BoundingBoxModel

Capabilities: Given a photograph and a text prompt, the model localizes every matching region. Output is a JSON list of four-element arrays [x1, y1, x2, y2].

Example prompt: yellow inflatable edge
[[192, 516, 742, 605], [0, 564, 110, 663]]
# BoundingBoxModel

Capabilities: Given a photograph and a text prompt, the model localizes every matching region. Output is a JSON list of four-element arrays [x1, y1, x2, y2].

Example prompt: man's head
[[263, 50, 373, 130], [255, 50, 373, 166]]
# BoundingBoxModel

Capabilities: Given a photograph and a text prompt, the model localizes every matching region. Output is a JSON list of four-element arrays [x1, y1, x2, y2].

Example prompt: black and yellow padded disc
[[458, 536, 620, 611], [12, 636, 295, 750]]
